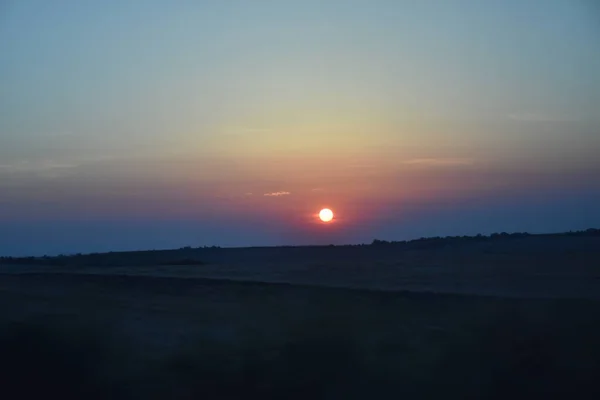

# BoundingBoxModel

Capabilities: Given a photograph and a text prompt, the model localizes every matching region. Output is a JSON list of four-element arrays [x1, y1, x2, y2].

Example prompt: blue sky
[[1, 0, 599, 255]]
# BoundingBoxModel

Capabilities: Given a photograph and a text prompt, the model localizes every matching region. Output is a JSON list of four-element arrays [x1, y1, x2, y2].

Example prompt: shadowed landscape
[[1, 231, 599, 399]]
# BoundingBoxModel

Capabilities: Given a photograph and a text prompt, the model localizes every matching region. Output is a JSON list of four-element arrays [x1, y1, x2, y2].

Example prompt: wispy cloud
[[0, 160, 77, 173], [402, 158, 474, 167], [0, 155, 116, 176], [263, 191, 291, 197], [222, 127, 273, 136], [0, 161, 78, 180], [507, 113, 577, 122], [347, 161, 379, 170]]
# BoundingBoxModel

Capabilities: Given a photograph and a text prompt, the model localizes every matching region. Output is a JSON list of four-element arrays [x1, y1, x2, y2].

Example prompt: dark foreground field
[[1, 271, 600, 399]]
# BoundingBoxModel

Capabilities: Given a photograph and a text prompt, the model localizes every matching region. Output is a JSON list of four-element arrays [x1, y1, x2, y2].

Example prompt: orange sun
[[319, 208, 334, 222]]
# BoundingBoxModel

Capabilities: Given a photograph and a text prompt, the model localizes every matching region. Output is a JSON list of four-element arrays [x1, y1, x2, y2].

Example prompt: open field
[[3, 234, 600, 298], [1, 234, 599, 398]]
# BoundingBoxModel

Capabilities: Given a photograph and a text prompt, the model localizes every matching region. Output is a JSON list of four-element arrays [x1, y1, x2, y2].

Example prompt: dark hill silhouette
[[1, 228, 598, 267]]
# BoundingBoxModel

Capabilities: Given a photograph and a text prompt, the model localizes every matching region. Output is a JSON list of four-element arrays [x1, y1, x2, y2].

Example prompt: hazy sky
[[1, 0, 599, 255]]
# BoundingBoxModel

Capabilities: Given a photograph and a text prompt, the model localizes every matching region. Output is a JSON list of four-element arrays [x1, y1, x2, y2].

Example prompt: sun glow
[[319, 208, 334, 222]]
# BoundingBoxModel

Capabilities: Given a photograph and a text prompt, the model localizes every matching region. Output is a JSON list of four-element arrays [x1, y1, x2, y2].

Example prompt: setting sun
[[319, 208, 334, 222]]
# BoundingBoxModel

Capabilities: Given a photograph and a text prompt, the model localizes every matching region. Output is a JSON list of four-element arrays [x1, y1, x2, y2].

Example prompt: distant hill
[[1, 228, 598, 267], [369, 228, 600, 249]]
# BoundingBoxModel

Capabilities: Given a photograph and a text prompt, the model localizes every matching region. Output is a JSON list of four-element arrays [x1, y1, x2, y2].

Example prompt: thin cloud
[[222, 127, 273, 136], [0, 160, 77, 173], [0, 155, 115, 175], [507, 113, 576, 122], [403, 158, 474, 167], [45, 131, 76, 137], [0, 161, 77, 181], [348, 162, 379, 170], [263, 191, 291, 197]]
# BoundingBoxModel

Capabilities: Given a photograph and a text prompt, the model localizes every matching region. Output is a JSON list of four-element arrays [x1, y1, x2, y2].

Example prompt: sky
[[1, 0, 599, 256]]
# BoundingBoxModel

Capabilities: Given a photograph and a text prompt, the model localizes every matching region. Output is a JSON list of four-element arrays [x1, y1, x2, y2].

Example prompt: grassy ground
[[4, 235, 599, 299], [0, 273, 599, 399]]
